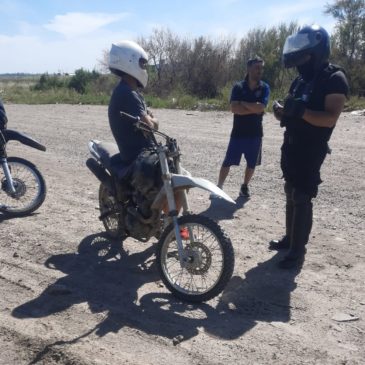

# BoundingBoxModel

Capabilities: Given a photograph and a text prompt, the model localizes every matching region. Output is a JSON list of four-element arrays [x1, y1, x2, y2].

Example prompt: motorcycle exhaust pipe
[[86, 158, 113, 192]]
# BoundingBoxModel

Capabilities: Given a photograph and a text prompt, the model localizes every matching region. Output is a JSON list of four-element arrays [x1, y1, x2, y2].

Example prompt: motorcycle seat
[[95, 142, 132, 180]]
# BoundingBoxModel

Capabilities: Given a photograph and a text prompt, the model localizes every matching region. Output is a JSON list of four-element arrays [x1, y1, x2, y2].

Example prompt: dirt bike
[[86, 112, 235, 302], [0, 129, 46, 217]]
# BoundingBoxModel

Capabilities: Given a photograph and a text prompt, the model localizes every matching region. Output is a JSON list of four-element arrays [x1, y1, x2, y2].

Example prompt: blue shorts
[[222, 137, 262, 169]]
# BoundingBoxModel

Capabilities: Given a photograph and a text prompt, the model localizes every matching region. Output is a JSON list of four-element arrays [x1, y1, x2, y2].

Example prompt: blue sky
[[0, 0, 336, 73]]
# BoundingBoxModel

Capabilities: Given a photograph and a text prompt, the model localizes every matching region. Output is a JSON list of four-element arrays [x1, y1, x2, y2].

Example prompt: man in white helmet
[[108, 40, 158, 165]]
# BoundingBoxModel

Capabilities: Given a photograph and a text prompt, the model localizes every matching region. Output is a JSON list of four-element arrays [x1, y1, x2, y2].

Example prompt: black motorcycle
[[0, 129, 46, 217]]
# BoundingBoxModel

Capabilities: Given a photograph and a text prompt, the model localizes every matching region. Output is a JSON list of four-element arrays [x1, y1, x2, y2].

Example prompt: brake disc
[[184, 242, 212, 275]]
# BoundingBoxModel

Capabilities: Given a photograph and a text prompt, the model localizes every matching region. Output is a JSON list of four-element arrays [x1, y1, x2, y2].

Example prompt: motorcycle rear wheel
[[0, 157, 46, 217], [156, 214, 234, 302], [99, 183, 125, 239]]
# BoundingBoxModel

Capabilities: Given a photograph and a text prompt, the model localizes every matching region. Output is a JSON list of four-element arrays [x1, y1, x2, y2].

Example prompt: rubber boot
[[269, 182, 293, 250], [278, 189, 313, 269]]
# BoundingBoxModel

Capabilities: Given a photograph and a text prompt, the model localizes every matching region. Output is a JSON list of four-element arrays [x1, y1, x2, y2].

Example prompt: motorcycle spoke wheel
[[157, 214, 234, 302], [99, 183, 124, 239], [0, 157, 46, 216]]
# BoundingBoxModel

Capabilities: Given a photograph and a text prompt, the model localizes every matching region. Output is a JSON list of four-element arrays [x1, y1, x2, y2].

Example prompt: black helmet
[[282, 24, 330, 69]]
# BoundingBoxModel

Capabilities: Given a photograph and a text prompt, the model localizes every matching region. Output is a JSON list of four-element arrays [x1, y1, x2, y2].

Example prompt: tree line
[[32, 0, 364, 104], [135, 0, 364, 98]]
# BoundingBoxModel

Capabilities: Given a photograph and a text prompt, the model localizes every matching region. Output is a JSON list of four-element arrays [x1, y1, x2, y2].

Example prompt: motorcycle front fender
[[171, 174, 235, 204], [3, 129, 46, 152]]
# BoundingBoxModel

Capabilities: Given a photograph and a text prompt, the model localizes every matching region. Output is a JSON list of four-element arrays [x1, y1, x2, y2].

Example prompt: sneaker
[[239, 184, 250, 198]]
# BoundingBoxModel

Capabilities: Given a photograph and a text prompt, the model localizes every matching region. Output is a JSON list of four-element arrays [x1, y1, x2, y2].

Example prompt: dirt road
[[1, 105, 364, 365]]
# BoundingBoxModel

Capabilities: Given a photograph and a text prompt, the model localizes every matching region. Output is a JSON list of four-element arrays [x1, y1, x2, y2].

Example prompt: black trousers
[[284, 181, 313, 256]]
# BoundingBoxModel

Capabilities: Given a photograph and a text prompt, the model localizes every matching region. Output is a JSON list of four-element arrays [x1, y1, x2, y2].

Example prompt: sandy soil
[[0, 104, 364, 365]]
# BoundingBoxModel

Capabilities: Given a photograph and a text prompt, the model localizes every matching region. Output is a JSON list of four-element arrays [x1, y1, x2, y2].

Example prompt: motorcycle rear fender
[[88, 140, 101, 161], [86, 157, 114, 193]]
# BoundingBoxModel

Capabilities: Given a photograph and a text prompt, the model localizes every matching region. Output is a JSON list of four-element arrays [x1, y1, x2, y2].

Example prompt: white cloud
[[44, 12, 130, 38], [0, 29, 137, 73], [0, 10, 136, 73]]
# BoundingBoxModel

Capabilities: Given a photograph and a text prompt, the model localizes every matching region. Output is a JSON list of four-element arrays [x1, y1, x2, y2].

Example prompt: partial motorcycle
[[86, 112, 235, 302], [0, 129, 46, 217]]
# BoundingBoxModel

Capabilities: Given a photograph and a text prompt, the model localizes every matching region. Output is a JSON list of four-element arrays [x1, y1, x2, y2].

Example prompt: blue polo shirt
[[230, 79, 270, 138]]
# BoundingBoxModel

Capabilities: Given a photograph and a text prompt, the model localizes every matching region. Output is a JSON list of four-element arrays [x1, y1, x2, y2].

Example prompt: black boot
[[269, 182, 293, 251], [278, 189, 313, 269], [269, 236, 290, 250]]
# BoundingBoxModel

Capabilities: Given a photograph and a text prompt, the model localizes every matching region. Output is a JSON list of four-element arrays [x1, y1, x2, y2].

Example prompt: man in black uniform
[[271, 24, 349, 269]]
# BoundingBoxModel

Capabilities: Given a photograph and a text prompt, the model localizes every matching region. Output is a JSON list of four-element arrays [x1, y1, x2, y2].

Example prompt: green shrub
[[68, 69, 100, 94], [32, 73, 66, 91]]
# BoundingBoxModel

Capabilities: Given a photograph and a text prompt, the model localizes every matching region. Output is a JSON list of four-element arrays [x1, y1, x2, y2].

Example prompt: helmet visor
[[139, 57, 148, 70], [283, 33, 313, 55]]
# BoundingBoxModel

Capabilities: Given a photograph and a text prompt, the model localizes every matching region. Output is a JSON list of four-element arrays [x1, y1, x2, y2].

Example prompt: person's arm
[[302, 93, 346, 128], [140, 112, 159, 130], [282, 72, 348, 127], [230, 101, 265, 115], [128, 91, 159, 130], [231, 82, 269, 115]]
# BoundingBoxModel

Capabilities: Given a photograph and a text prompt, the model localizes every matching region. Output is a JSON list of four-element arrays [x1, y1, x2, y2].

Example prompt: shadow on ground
[[12, 232, 302, 364], [200, 195, 248, 221], [0, 211, 40, 222]]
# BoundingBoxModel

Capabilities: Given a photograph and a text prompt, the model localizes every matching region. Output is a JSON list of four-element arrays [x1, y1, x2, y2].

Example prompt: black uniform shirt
[[287, 64, 349, 144]]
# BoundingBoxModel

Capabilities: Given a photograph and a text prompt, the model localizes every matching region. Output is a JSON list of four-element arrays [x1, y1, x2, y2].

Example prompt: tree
[[325, 0, 365, 65], [324, 0, 365, 94]]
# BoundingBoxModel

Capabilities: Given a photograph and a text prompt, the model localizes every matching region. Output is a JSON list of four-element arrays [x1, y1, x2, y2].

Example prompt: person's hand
[[283, 96, 306, 118], [272, 100, 284, 120], [147, 109, 154, 118], [151, 118, 159, 130]]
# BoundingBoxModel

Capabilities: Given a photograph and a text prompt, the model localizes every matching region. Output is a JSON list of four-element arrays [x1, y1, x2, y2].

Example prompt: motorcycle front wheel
[[99, 183, 125, 239], [0, 157, 46, 217], [156, 214, 234, 302]]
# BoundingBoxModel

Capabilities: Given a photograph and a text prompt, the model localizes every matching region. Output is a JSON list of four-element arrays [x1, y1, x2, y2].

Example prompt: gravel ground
[[0, 104, 364, 365]]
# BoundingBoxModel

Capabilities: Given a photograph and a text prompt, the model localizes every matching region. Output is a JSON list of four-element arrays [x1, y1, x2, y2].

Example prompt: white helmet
[[108, 40, 148, 88]]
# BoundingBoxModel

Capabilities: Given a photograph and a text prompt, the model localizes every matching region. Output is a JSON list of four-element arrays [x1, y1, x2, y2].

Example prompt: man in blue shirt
[[213, 57, 270, 198]]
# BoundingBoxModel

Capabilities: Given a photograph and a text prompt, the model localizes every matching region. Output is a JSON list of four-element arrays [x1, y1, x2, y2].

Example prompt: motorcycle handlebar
[[120, 111, 172, 143], [120, 111, 140, 122], [120, 111, 153, 132]]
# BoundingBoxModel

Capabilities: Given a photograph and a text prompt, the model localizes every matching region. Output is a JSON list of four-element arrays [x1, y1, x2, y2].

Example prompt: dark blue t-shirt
[[230, 79, 270, 137], [108, 81, 152, 164]]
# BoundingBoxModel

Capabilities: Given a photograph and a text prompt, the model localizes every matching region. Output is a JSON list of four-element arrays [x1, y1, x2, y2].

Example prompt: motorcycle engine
[[124, 198, 159, 241]]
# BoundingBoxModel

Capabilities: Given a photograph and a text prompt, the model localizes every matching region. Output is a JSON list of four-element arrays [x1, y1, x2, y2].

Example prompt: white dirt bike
[[86, 112, 235, 302]]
